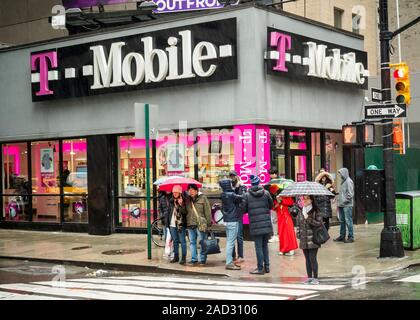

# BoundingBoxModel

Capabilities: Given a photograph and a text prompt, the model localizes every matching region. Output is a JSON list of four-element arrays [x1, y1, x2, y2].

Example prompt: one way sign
[[365, 104, 407, 119]]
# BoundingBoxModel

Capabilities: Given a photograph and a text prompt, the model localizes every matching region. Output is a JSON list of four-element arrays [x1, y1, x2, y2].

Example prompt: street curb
[[0, 255, 230, 278]]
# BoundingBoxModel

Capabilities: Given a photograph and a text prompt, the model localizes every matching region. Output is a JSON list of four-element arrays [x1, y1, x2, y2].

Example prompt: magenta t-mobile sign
[[265, 27, 369, 89], [234, 125, 270, 188], [30, 19, 237, 101]]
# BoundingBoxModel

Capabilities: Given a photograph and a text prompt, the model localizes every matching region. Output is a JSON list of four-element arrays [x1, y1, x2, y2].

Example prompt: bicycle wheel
[[151, 218, 166, 247]]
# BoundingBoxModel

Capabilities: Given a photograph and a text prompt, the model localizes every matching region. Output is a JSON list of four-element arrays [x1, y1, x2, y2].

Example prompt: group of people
[[158, 166, 355, 285]]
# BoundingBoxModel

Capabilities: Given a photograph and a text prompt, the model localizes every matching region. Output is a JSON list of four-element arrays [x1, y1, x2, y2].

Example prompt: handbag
[[192, 202, 207, 232], [312, 223, 330, 245], [289, 204, 300, 218], [200, 232, 221, 255]]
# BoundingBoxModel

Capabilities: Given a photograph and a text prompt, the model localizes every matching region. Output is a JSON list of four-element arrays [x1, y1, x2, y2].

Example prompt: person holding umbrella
[[279, 181, 334, 285], [168, 185, 188, 265]]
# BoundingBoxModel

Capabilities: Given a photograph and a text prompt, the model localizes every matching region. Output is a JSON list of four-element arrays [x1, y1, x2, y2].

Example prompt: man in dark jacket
[[334, 168, 355, 243], [219, 179, 244, 270], [243, 175, 274, 275], [230, 170, 247, 263]]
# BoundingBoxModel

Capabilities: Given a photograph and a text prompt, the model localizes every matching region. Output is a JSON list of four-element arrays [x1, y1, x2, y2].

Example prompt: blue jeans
[[254, 234, 270, 271], [339, 207, 354, 239], [225, 222, 239, 265], [187, 228, 207, 263], [170, 226, 187, 259], [232, 219, 244, 259]]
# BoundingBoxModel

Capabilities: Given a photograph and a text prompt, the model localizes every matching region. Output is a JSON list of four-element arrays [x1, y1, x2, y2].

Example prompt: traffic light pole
[[379, 0, 404, 258]]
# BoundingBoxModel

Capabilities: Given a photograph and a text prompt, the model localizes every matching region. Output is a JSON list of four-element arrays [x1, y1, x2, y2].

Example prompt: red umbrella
[[158, 177, 202, 192]]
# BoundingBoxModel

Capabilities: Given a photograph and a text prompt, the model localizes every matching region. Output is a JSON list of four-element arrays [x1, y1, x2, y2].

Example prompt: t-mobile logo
[[31, 51, 58, 96], [270, 32, 291, 72]]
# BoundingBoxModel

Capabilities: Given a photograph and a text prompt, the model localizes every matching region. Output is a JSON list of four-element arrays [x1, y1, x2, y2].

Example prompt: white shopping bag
[[164, 228, 173, 257]]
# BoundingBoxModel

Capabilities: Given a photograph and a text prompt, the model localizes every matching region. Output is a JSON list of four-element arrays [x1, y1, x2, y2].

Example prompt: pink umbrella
[[158, 177, 202, 192]]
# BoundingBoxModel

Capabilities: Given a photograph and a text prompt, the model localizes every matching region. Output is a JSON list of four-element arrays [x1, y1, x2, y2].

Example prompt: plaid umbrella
[[279, 181, 335, 197]]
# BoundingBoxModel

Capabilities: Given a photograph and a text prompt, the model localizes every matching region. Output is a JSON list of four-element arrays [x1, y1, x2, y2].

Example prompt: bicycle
[[151, 216, 166, 247]]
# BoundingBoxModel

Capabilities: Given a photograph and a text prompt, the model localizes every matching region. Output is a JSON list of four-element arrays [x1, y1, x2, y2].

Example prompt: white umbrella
[[279, 181, 335, 197]]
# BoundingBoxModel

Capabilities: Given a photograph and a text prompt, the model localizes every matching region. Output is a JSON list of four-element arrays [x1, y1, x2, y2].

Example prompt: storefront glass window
[[117, 135, 152, 228], [31, 141, 60, 194], [31, 141, 60, 222], [156, 131, 195, 180], [325, 132, 343, 184], [312, 132, 321, 177], [270, 129, 286, 178], [197, 129, 234, 196], [290, 131, 307, 150], [2, 143, 30, 221], [63, 139, 88, 223]]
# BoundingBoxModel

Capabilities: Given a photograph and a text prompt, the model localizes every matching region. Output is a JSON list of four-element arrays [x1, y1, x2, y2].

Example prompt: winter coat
[[168, 195, 187, 230], [233, 181, 248, 214], [314, 195, 333, 218], [219, 179, 244, 223], [185, 193, 212, 231], [158, 192, 171, 227], [338, 168, 354, 207], [296, 207, 324, 249], [243, 185, 274, 237]]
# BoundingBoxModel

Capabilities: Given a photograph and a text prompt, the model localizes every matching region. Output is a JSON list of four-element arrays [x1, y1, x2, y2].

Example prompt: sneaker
[[303, 278, 313, 285], [249, 268, 265, 275], [284, 250, 295, 256], [187, 261, 198, 266], [278, 252, 284, 256], [344, 238, 354, 243], [264, 265, 270, 273], [334, 237, 345, 242], [170, 257, 179, 263], [225, 263, 241, 270], [311, 278, 320, 285], [198, 261, 207, 266]]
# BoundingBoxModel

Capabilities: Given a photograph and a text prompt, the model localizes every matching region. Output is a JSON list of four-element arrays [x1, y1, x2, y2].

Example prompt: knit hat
[[172, 185, 182, 193], [250, 175, 260, 186]]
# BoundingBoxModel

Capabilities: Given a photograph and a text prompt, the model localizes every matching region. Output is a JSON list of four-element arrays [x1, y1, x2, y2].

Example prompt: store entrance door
[[290, 152, 308, 182]]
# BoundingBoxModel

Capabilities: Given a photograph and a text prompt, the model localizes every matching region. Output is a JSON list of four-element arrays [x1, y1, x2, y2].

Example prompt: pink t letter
[[270, 32, 291, 72], [31, 51, 57, 96]]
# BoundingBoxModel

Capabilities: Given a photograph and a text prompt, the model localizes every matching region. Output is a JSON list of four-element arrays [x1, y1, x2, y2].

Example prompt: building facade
[[0, 4, 368, 234]]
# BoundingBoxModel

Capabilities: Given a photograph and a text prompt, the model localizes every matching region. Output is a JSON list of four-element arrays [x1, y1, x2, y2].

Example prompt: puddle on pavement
[[101, 249, 144, 255]]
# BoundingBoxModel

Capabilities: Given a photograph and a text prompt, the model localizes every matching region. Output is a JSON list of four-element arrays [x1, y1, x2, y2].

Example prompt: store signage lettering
[[234, 125, 270, 187], [265, 28, 369, 89], [30, 19, 237, 102], [154, 0, 239, 13]]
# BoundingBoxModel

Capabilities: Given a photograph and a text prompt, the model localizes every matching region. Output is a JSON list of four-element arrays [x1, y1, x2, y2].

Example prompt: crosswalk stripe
[[0, 283, 187, 300], [107, 275, 344, 291], [395, 274, 420, 283], [0, 291, 73, 300], [64, 278, 317, 297], [33, 281, 289, 300]]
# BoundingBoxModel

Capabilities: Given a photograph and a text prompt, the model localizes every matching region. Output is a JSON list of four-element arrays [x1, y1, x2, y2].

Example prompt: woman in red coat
[[270, 185, 298, 256]]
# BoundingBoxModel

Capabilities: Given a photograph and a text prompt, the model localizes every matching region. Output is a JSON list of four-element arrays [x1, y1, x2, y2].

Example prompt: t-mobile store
[[0, 4, 368, 234]]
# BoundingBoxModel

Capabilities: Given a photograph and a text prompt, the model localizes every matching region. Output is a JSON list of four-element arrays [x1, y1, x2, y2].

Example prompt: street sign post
[[364, 103, 406, 119], [371, 88, 383, 102]]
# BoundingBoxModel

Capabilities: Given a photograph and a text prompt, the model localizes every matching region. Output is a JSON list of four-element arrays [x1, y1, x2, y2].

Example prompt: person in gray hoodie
[[334, 168, 355, 243]]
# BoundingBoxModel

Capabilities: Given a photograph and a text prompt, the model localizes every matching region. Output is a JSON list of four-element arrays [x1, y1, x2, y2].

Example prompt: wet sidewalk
[[0, 223, 419, 281]]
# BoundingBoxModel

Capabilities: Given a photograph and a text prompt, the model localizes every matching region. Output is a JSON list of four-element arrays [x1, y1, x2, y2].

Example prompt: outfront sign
[[265, 28, 369, 89], [364, 104, 406, 119], [30, 19, 237, 102]]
